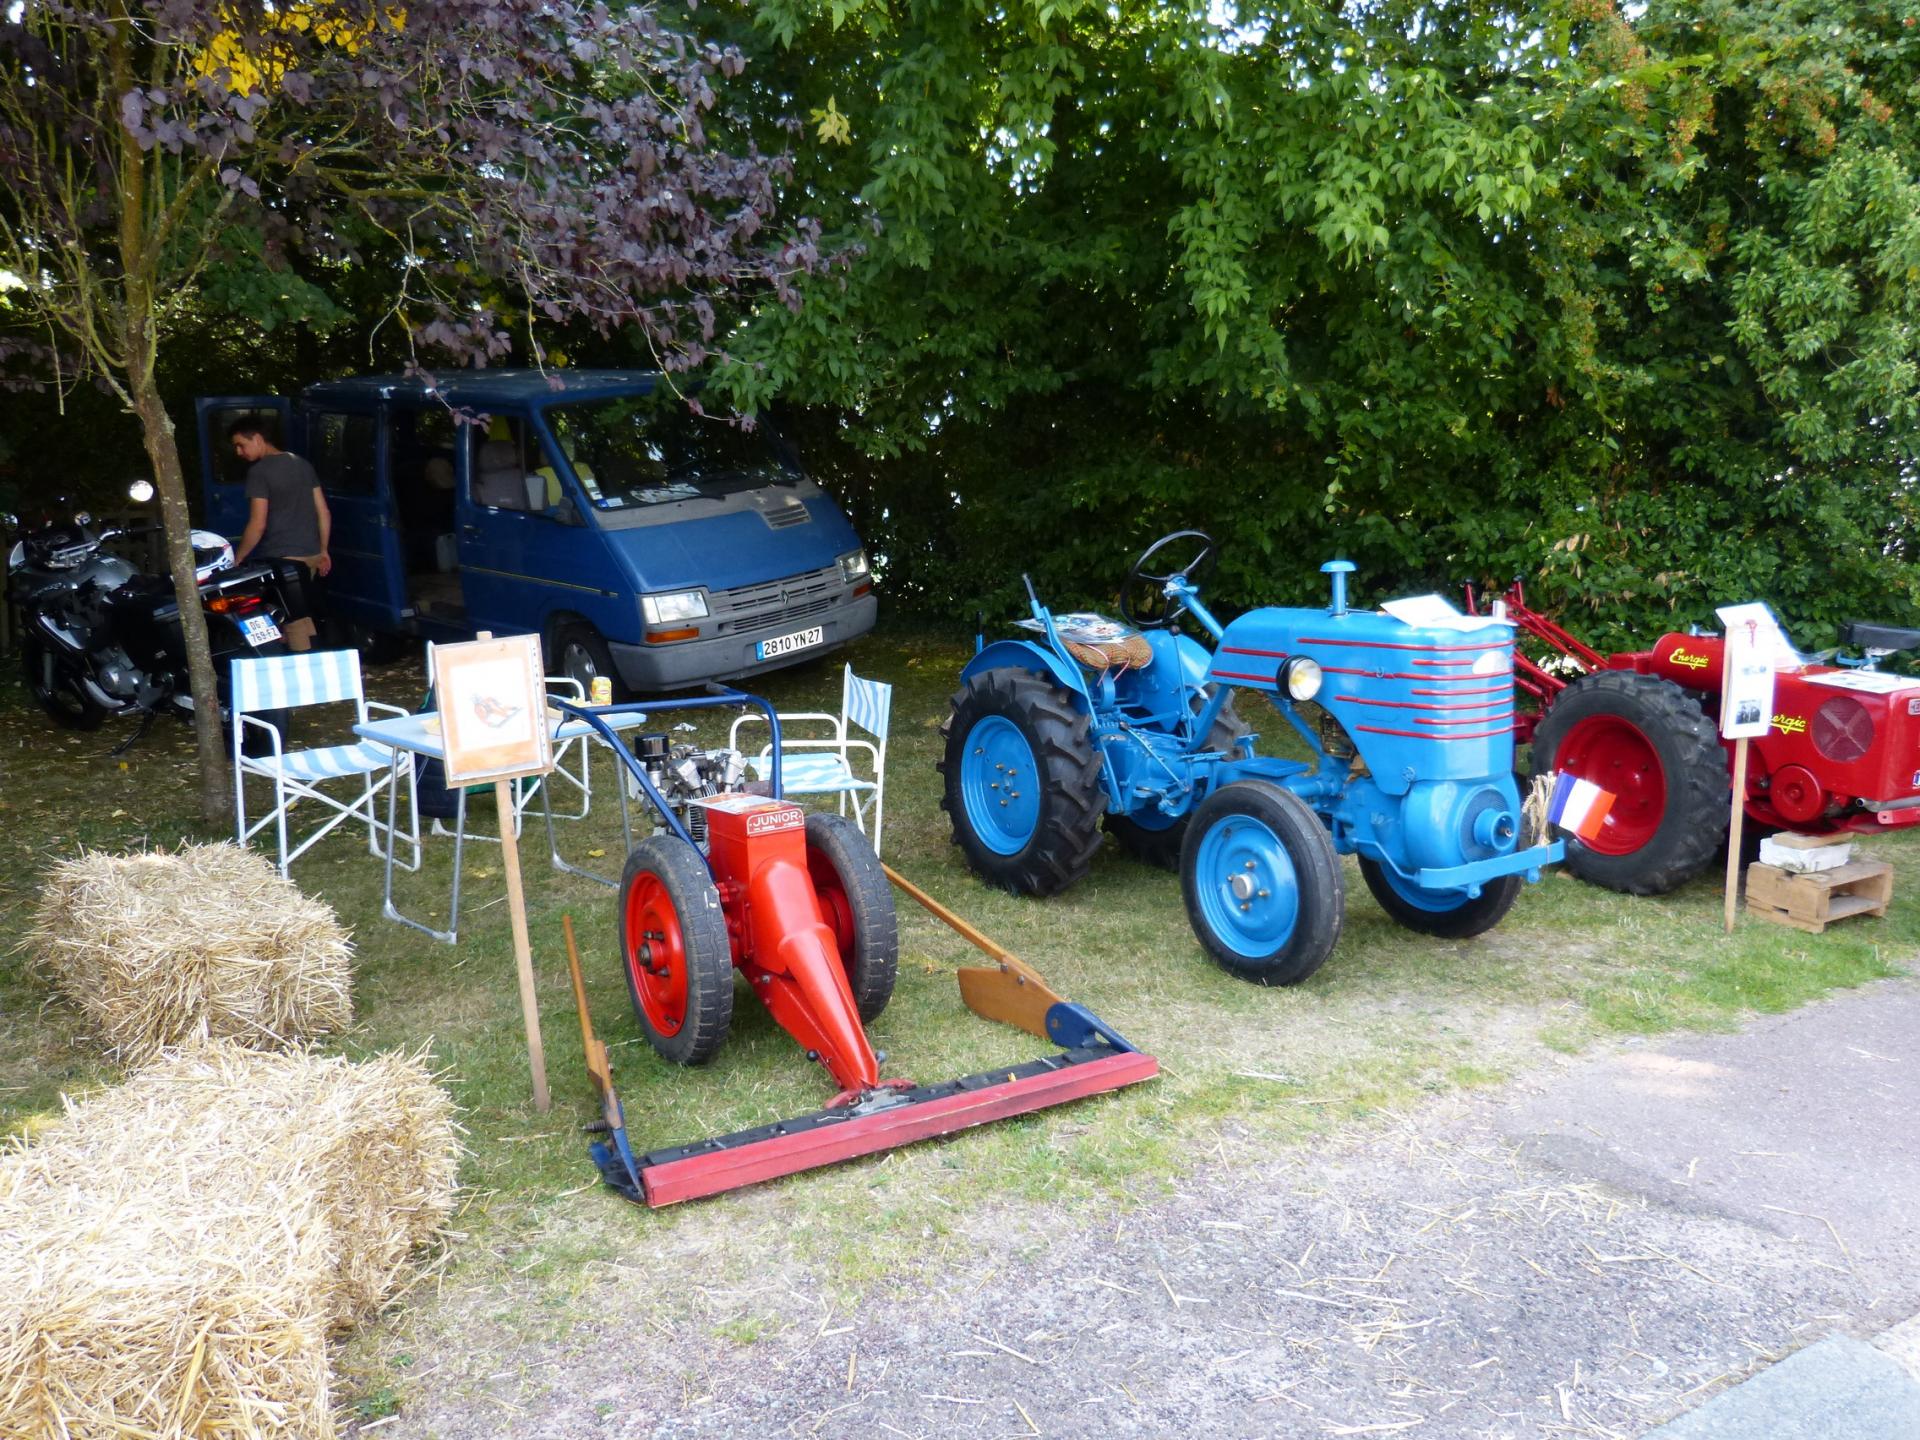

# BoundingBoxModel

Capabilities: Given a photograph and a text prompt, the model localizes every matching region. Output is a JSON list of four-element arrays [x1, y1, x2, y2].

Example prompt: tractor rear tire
[[1358, 860, 1523, 939], [1529, 671, 1728, 896], [1180, 780, 1344, 986], [618, 835, 735, 1065], [1107, 692, 1253, 870], [940, 667, 1105, 897], [804, 813, 899, 1024]]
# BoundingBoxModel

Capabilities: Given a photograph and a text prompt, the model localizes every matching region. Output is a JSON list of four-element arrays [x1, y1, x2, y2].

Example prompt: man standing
[[229, 418, 331, 651]]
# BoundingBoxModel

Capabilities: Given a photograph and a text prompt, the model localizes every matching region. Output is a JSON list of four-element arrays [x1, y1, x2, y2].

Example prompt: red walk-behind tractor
[[1470, 581, 1920, 896], [554, 690, 1157, 1207]]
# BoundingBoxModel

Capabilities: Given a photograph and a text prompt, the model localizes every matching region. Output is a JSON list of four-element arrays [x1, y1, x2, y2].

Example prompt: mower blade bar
[[636, 1046, 1159, 1207]]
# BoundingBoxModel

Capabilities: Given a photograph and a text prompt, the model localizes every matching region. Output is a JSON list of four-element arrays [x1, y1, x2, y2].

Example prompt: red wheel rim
[[1554, 714, 1667, 855], [624, 872, 687, 1037], [807, 849, 857, 965]]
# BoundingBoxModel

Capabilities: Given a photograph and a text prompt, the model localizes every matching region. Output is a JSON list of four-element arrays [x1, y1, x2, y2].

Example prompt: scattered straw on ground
[[0, 1041, 460, 1438], [28, 843, 353, 1062]]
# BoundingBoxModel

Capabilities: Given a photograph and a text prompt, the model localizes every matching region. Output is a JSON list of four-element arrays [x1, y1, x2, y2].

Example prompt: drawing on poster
[[436, 634, 552, 783]]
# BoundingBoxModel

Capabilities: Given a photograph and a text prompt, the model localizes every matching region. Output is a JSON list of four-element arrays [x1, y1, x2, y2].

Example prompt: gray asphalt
[[379, 979, 1920, 1440]]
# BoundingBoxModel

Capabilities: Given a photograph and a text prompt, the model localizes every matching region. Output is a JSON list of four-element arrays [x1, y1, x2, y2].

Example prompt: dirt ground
[[366, 978, 1920, 1440]]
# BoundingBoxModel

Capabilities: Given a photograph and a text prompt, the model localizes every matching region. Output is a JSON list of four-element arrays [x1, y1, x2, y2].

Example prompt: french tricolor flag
[[1548, 772, 1616, 842]]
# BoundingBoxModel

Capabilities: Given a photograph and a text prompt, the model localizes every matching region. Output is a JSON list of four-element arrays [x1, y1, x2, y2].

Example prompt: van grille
[[712, 563, 843, 635], [762, 502, 812, 530]]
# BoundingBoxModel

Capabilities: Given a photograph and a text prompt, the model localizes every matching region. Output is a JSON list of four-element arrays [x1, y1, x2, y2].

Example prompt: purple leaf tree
[[0, 0, 816, 819]]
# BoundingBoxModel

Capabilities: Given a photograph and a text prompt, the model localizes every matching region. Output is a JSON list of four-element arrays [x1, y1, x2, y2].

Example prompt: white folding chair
[[730, 664, 891, 855], [518, 677, 593, 823], [232, 649, 420, 876]]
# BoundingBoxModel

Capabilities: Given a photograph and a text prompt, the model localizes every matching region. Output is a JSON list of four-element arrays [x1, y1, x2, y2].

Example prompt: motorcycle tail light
[[208, 595, 261, 615]]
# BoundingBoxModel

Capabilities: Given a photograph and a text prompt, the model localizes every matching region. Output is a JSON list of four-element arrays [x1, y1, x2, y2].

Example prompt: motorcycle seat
[[1842, 621, 1920, 654]]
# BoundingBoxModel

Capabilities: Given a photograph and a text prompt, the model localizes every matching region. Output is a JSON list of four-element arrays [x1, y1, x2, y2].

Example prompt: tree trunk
[[126, 354, 230, 824]]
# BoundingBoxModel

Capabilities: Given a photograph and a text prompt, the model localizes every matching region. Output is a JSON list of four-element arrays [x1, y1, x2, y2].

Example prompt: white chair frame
[[729, 664, 890, 855], [232, 650, 421, 878]]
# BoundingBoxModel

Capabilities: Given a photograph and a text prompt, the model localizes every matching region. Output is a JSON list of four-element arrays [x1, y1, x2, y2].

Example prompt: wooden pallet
[[1745, 859, 1893, 934]]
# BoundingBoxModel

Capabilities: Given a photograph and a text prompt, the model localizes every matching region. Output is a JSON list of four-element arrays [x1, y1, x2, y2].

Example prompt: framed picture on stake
[[434, 633, 553, 784], [1714, 602, 1789, 741]]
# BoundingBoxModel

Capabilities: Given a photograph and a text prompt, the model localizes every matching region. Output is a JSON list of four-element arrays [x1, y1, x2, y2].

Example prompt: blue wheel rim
[[1373, 861, 1472, 914], [961, 716, 1042, 856], [1193, 813, 1301, 959]]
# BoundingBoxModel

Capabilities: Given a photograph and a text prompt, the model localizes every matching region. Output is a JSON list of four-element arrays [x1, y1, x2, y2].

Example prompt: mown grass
[[0, 621, 1911, 1412]]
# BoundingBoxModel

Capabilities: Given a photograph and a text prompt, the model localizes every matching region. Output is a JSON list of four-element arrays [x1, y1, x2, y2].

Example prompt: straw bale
[[0, 1177, 338, 1436], [0, 1042, 460, 1438], [29, 843, 353, 1063]]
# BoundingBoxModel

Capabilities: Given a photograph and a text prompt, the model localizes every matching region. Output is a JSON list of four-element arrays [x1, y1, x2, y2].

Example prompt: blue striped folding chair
[[231, 649, 420, 876], [729, 664, 891, 855]]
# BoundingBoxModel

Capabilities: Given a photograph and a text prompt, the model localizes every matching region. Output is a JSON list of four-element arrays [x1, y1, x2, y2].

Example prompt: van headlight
[[839, 549, 870, 583], [1278, 656, 1323, 702], [641, 589, 709, 625]]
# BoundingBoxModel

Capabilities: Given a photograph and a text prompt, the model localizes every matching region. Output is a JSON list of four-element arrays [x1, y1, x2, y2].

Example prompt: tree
[[704, 1, 1919, 645], [1, 0, 816, 818]]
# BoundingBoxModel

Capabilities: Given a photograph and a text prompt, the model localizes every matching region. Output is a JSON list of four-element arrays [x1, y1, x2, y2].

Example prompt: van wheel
[[555, 624, 627, 702]]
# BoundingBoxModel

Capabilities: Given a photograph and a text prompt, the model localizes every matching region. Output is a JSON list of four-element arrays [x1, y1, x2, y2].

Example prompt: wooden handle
[[562, 914, 611, 1094], [882, 863, 1051, 987]]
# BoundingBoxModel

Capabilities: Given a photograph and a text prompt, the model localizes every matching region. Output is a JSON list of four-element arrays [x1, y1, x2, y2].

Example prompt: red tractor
[[1469, 581, 1920, 895]]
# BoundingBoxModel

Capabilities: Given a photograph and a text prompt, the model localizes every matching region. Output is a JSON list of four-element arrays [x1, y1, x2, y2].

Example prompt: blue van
[[195, 370, 876, 693]]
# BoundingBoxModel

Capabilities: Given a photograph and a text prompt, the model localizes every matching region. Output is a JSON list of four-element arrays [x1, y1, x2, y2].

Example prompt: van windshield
[[542, 394, 797, 510]]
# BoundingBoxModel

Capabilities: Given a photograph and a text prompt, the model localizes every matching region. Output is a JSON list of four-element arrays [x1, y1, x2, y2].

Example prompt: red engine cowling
[[1606, 636, 1920, 832], [1641, 633, 1724, 693]]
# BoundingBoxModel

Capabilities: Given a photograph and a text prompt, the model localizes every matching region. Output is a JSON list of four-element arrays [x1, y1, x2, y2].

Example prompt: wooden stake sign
[[434, 631, 554, 1111], [1714, 603, 1790, 935]]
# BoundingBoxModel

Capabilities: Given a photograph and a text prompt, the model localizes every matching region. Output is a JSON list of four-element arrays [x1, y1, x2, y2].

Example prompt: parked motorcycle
[[6, 514, 292, 751]]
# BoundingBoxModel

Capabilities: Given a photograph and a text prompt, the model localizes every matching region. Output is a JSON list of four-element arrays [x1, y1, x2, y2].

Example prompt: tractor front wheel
[[940, 668, 1105, 896], [805, 813, 899, 1024], [618, 835, 735, 1065], [1107, 692, 1253, 870], [1357, 859, 1523, 939], [1180, 780, 1343, 986], [1529, 671, 1727, 895]]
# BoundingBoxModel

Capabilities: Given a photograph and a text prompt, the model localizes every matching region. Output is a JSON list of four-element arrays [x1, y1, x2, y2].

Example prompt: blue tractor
[[940, 532, 1565, 985]]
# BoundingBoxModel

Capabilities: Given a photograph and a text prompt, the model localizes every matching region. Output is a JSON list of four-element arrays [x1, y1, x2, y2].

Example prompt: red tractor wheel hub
[[624, 873, 689, 1038], [1555, 713, 1666, 854]]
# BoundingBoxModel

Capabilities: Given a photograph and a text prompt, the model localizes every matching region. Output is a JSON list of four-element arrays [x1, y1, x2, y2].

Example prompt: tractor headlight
[[839, 549, 870, 584], [641, 589, 709, 625], [1279, 656, 1323, 702]]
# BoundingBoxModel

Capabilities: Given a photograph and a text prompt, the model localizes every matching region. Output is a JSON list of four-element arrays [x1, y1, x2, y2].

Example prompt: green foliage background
[[6, 0, 1917, 656], [702, 0, 1920, 650]]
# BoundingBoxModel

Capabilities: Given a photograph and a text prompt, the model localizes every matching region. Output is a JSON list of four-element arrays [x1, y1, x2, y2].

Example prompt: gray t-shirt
[[245, 451, 323, 560]]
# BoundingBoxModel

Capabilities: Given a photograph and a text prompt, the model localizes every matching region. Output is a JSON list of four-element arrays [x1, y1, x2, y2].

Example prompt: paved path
[[380, 980, 1920, 1439]]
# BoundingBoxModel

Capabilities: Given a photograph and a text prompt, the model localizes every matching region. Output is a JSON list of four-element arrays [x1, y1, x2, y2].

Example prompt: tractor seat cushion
[[1843, 621, 1920, 653], [1016, 612, 1154, 671]]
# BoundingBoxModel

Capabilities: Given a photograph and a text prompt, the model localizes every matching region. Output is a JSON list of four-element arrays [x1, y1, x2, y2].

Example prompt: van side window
[[471, 417, 534, 512], [470, 417, 579, 521], [309, 411, 377, 495]]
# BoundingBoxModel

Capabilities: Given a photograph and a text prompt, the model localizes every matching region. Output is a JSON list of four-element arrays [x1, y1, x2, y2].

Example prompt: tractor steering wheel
[[1120, 530, 1218, 630]]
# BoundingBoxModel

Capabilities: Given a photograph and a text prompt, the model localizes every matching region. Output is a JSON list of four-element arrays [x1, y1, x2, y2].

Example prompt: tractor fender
[[959, 640, 1089, 708]]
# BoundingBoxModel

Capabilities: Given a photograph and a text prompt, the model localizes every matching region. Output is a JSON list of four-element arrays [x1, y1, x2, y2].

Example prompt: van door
[[456, 414, 626, 643], [195, 395, 293, 536], [301, 405, 408, 630]]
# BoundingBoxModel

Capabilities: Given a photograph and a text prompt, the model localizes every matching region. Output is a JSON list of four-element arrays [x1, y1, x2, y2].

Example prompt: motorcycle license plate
[[241, 615, 282, 647], [756, 625, 823, 662]]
